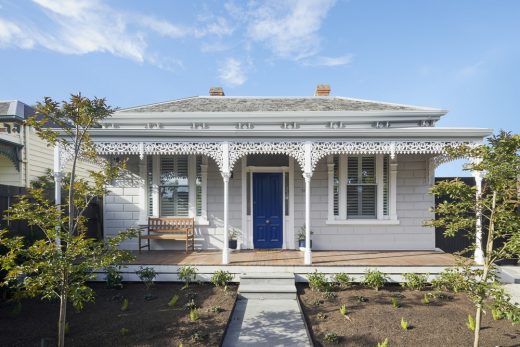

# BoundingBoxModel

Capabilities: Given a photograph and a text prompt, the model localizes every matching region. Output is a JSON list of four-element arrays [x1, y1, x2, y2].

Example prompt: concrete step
[[238, 272, 297, 299], [499, 266, 520, 284], [240, 276, 295, 286]]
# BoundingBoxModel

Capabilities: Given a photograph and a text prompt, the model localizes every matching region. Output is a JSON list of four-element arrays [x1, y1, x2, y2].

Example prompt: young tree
[[0, 95, 136, 347], [428, 131, 520, 347]]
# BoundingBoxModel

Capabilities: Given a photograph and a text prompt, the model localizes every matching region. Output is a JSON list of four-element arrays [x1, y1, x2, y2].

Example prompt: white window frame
[[326, 154, 399, 225], [144, 154, 209, 225]]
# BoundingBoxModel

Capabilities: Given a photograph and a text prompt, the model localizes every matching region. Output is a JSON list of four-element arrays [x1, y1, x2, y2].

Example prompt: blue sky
[[1, 0, 519, 176]]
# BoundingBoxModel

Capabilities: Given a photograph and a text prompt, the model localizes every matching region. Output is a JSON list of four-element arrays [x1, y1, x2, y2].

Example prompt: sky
[[0, 0, 519, 176]]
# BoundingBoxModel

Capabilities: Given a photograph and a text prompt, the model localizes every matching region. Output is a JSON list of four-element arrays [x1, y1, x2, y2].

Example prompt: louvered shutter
[[160, 156, 189, 216], [346, 156, 377, 218]]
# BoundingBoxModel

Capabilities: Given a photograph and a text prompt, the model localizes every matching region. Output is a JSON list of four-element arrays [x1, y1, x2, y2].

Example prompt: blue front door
[[253, 173, 283, 249]]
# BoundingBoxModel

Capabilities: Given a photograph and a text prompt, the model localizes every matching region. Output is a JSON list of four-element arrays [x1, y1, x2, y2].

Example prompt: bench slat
[[139, 217, 195, 253]]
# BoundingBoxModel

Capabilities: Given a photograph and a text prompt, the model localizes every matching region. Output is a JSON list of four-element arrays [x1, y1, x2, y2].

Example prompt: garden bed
[[0, 282, 237, 346], [298, 284, 520, 347]]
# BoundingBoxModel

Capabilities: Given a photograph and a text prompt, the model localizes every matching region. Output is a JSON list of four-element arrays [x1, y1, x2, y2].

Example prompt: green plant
[[211, 270, 233, 288], [400, 317, 409, 331], [421, 294, 430, 305], [136, 266, 157, 298], [324, 332, 339, 344], [401, 273, 429, 291], [308, 270, 332, 293], [324, 291, 337, 299], [189, 308, 199, 321], [185, 298, 197, 311], [492, 308, 503, 321], [313, 299, 324, 306], [178, 265, 198, 289], [317, 312, 327, 320], [333, 272, 352, 288], [354, 295, 369, 303], [377, 338, 389, 347], [209, 305, 223, 313], [191, 331, 207, 342], [168, 294, 179, 307], [120, 298, 128, 312], [431, 269, 467, 293], [391, 297, 400, 308], [339, 304, 347, 317], [105, 266, 123, 289], [467, 314, 476, 331], [120, 328, 129, 336], [362, 269, 387, 291], [228, 227, 240, 240], [0, 94, 136, 347], [297, 225, 313, 241]]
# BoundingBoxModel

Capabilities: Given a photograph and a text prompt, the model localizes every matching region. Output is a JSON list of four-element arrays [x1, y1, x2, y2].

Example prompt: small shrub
[[136, 266, 157, 291], [168, 294, 179, 307], [313, 299, 324, 306], [120, 298, 129, 312], [431, 292, 453, 301], [431, 269, 467, 293], [354, 295, 369, 303], [400, 317, 409, 330], [362, 269, 387, 291], [317, 312, 327, 320], [401, 273, 429, 291], [377, 338, 389, 347], [421, 294, 430, 305], [178, 265, 198, 289], [191, 330, 207, 342], [466, 314, 476, 331], [189, 308, 199, 321], [492, 308, 503, 321], [391, 297, 400, 308], [339, 304, 347, 317], [209, 305, 223, 313], [324, 291, 337, 299], [333, 272, 352, 288], [185, 298, 198, 311], [211, 270, 233, 288], [105, 266, 123, 289], [324, 332, 339, 344], [120, 328, 129, 336], [308, 270, 332, 293]]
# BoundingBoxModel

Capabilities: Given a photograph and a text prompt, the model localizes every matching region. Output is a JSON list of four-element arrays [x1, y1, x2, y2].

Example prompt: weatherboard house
[[76, 85, 491, 265]]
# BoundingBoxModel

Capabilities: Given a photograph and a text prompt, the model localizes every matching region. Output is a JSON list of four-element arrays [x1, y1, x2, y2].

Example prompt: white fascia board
[[108, 110, 447, 124], [84, 127, 492, 140]]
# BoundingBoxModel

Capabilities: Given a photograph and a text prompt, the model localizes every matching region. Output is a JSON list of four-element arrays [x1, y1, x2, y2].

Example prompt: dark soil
[[0, 282, 237, 347], [298, 284, 520, 347]]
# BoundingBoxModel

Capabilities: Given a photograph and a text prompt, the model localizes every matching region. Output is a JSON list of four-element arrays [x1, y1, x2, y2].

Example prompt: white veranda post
[[222, 142, 230, 265], [304, 142, 313, 265], [473, 169, 485, 265]]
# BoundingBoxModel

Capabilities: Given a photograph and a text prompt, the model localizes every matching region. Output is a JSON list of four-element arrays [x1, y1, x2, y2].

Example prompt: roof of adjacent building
[[0, 100, 35, 119], [118, 96, 444, 113]]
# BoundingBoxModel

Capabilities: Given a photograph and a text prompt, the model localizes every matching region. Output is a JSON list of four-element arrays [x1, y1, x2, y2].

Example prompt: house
[[76, 85, 491, 265]]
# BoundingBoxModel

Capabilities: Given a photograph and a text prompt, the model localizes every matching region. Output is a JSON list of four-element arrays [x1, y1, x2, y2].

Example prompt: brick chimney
[[314, 84, 331, 96], [209, 87, 225, 96]]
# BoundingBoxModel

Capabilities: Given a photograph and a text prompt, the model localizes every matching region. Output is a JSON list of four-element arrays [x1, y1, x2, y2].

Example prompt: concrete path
[[222, 298, 312, 347], [504, 284, 520, 305]]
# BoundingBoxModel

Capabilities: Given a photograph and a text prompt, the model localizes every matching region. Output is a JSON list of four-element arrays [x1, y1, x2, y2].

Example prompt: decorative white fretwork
[[94, 142, 225, 170], [228, 142, 306, 171], [311, 141, 474, 171]]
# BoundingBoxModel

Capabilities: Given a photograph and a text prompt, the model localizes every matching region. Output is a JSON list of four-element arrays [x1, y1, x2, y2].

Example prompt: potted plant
[[228, 227, 240, 250], [297, 225, 313, 250]]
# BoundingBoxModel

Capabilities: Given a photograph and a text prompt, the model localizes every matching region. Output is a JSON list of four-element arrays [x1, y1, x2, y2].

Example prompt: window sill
[[325, 219, 400, 226]]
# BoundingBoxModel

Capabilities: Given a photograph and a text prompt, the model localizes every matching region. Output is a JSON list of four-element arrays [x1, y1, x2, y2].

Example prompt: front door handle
[[265, 219, 270, 224]]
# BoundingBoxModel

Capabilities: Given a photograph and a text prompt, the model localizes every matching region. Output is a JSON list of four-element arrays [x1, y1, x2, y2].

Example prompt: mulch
[[298, 284, 520, 347], [0, 282, 237, 347]]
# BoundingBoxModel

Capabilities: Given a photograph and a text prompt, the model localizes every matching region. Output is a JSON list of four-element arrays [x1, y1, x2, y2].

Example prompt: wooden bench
[[139, 217, 195, 253]]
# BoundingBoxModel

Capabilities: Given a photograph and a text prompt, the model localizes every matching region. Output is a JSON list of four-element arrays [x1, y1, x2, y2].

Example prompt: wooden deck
[[131, 250, 458, 267]]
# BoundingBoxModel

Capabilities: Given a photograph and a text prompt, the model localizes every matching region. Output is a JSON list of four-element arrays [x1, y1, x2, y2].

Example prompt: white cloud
[[246, 0, 336, 60], [0, 18, 36, 49], [218, 58, 246, 86], [305, 54, 353, 67]]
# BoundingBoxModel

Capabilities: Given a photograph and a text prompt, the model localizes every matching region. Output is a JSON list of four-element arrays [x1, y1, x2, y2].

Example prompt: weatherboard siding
[[104, 154, 435, 251]]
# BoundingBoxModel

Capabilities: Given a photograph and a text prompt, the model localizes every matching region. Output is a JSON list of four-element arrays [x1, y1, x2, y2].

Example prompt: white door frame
[[241, 162, 294, 249]]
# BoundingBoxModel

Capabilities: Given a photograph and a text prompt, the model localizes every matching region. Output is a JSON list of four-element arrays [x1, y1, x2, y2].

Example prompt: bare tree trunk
[[58, 291, 67, 347], [473, 305, 482, 347]]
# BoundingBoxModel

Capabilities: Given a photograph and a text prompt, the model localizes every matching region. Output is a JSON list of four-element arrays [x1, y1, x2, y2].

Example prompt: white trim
[[339, 155, 347, 220], [325, 219, 400, 225], [245, 166, 289, 172], [152, 155, 159, 217], [288, 157, 295, 250], [327, 156, 334, 222], [188, 155, 196, 218], [241, 157, 247, 250], [138, 157, 147, 224], [389, 160, 398, 220], [200, 156, 208, 221]]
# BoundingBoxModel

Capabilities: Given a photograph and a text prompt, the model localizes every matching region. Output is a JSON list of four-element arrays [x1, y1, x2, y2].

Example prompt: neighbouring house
[[74, 85, 491, 265]]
